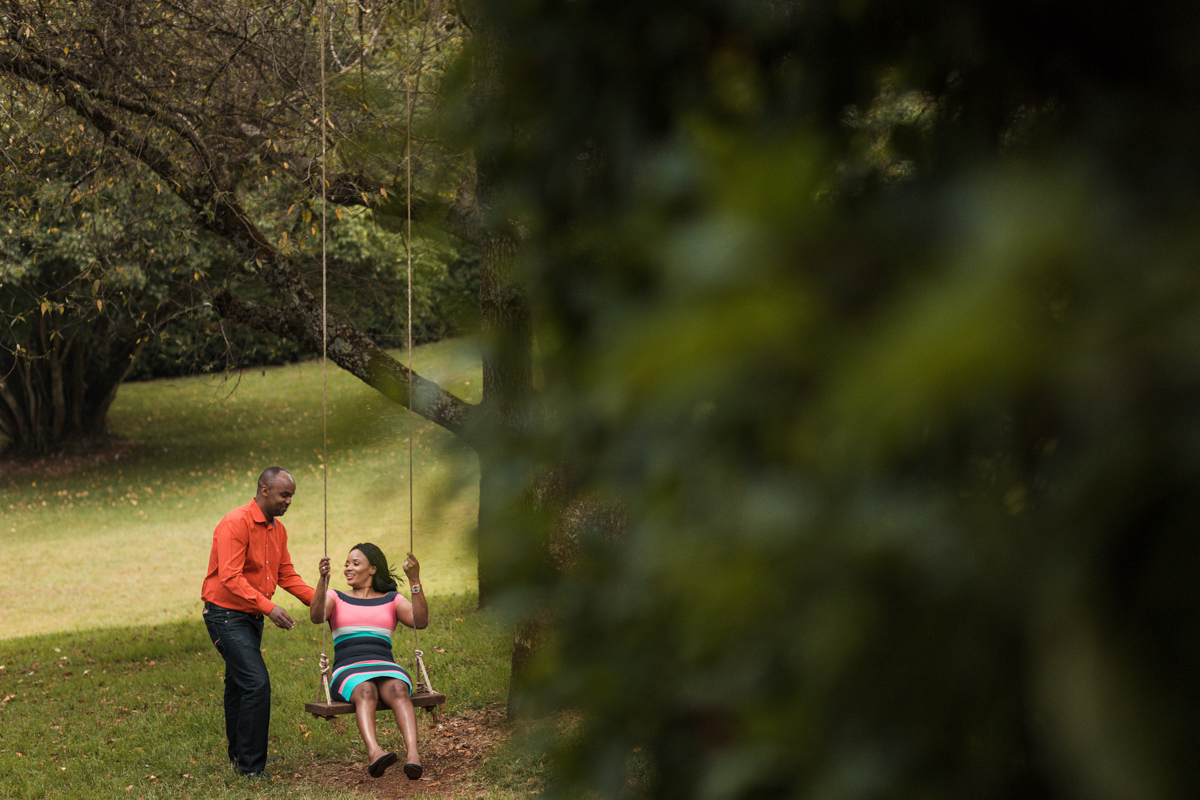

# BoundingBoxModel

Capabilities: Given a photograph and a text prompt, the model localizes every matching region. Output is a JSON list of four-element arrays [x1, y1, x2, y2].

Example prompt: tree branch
[[211, 289, 480, 444], [0, 53, 204, 207]]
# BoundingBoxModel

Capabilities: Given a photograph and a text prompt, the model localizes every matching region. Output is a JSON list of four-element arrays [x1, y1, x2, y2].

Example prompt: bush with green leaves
[[0, 133, 217, 452], [127, 209, 480, 382], [470, 1, 1200, 798]]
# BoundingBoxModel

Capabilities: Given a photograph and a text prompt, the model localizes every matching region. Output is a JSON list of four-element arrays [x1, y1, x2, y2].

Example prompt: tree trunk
[[48, 330, 67, 444], [0, 375, 32, 449], [476, 231, 534, 606], [509, 600, 551, 720], [506, 475, 627, 720], [69, 338, 85, 433], [0, 311, 147, 456]]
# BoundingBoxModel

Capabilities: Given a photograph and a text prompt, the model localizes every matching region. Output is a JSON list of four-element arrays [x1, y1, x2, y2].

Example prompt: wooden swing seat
[[305, 689, 446, 718]]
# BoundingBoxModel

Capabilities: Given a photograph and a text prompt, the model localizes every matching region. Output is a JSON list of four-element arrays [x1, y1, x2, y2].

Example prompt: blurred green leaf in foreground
[[470, 1, 1200, 798]]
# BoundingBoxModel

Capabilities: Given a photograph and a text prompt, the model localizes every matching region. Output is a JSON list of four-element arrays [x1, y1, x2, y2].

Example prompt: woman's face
[[344, 549, 376, 590]]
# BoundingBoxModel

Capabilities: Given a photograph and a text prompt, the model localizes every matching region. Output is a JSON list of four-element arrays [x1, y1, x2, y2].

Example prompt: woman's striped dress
[[326, 589, 413, 703]]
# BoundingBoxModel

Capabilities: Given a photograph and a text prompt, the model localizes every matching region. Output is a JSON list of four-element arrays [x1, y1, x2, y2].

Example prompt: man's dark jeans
[[203, 602, 270, 775]]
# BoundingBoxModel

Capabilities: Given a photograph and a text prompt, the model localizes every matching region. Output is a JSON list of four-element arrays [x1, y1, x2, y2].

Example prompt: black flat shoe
[[404, 762, 423, 780], [368, 752, 398, 778]]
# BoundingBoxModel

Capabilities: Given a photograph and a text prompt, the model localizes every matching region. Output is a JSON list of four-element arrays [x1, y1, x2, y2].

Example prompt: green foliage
[[1, 0, 475, 431], [125, 209, 480, 381], [0, 126, 219, 452], [313, 208, 481, 348], [324, 10, 471, 194], [125, 308, 308, 381], [466, 1, 1200, 799], [0, 84, 477, 392]]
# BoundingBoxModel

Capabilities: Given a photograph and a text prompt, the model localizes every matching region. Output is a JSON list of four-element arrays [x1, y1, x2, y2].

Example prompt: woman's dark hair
[[350, 542, 401, 594]]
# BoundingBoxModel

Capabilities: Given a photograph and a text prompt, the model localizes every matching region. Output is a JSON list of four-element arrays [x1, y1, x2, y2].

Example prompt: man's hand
[[268, 605, 295, 630]]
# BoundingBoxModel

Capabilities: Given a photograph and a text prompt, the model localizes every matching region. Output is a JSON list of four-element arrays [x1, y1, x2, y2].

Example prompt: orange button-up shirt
[[201, 500, 315, 615]]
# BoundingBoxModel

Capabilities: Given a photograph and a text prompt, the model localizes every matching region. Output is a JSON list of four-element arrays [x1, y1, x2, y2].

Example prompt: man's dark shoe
[[242, 770, 275, 779]]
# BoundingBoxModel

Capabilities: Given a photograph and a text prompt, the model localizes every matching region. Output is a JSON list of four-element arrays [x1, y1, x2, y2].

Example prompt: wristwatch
[[411, 584, 421, 594]]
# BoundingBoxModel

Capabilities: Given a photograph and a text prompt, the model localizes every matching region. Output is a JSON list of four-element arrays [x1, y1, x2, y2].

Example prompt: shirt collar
[[248, 499, 272, 526]]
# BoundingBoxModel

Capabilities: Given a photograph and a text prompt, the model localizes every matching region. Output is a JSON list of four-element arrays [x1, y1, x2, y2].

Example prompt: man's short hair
[[257, 466, 290, 492]]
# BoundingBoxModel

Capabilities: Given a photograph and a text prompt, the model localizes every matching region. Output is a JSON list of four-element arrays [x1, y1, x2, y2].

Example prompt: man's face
[[259, 472, 296, 518]]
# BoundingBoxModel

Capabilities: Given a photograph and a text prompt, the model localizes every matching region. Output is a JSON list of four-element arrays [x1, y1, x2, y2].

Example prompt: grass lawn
[[0, 336, 482, 639], [0, 337, 522, 798], [0, 596, 515, 799]]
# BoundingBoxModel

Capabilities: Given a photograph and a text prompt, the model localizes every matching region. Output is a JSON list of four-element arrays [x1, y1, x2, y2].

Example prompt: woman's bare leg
[[380, 678, 420, 766], [351, 681, 389, 763]]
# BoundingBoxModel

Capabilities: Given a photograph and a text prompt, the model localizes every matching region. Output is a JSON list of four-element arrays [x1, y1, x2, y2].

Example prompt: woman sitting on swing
[[312, 543, 428, 779]]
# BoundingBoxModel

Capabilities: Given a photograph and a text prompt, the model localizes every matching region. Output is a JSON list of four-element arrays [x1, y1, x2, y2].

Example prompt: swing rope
[[405, 0, 438, 698], [317, 0, 334, 706]]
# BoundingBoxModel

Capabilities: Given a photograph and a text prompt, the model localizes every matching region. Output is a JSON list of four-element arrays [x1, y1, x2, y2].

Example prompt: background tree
[[0, 1, 476, 440], [0, 72, 475, 450], [0, 0, 537, 610], [0, 97, 215, 453]]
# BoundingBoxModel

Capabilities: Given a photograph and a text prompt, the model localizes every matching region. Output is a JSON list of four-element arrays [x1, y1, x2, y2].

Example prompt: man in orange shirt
[[201, 466, 316, 778]]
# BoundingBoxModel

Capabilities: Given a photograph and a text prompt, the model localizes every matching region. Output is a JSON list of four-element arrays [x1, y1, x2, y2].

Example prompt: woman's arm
[[309, 556, 332, 623], [396, 552, 429, 629]]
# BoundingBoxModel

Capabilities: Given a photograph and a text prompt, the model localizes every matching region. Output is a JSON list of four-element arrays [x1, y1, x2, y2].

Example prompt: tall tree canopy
[[0, 112, 210, 451], [0, 1, 477, 447]]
